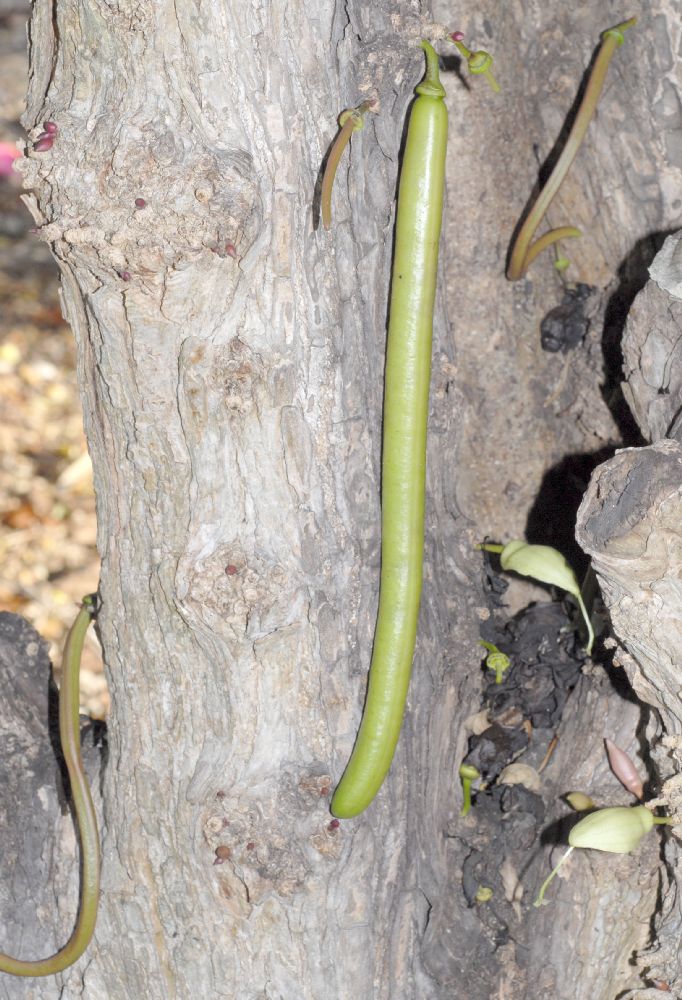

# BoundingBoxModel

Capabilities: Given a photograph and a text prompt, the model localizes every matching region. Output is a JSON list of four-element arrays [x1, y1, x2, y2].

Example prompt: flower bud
[[535, 806, 672, 907], [565, 791, 596, 812], [568, 805, 654, 854], [604, 738, 644, 799]]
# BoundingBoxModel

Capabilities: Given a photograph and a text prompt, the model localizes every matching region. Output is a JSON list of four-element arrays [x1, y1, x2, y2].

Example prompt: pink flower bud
[[134, 197, 146, 208], [605, 738, 644, 800], [43, 121, 58, 134], [34, 135, 54, 152], [451, 31, 465, 42]]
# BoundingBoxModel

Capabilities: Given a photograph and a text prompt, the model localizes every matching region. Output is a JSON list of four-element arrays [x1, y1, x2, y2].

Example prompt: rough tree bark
[[577, 232, 682, 996], [2, 1, 680, 999]]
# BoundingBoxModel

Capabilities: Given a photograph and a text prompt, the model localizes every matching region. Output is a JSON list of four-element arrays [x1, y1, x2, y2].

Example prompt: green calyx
[[339, 100, 374, 133], [479, 640, 511, 684], [602, 16, 637, 46], [468, 51, 493, 75], [449, 34, 500, 93], [416, 40, 446, 100]]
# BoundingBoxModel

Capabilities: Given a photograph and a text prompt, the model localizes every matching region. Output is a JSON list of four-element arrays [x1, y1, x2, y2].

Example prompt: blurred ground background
[[0, 0, 106, 717]]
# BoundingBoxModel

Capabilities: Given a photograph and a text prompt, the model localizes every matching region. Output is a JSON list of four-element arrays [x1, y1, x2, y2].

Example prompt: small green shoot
[[459, 763, 480, 817], [479, 640, 511, 684]]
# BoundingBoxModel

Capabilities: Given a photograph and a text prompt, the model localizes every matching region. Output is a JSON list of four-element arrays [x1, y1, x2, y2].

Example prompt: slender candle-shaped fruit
[[507, 17, 636, 280], [0, 596, 100, 976], [321, 99, 376, 230], [331, 42, 447, 818]]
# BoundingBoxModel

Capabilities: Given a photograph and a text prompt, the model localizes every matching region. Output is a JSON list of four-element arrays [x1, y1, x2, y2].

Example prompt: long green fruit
[[0, 596, 100, 976], [331, 41, 447, 818]]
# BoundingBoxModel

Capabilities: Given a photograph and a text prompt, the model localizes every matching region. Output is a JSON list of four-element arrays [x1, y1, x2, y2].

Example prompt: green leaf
[[500, 541, 577, 592], [498, 540, 594, 654]]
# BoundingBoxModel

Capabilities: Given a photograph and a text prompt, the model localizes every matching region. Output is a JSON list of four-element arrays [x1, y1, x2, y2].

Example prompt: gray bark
[[2, 0, 681, 998], [576, 230, 682, 996], [622, 233, 682, 443]]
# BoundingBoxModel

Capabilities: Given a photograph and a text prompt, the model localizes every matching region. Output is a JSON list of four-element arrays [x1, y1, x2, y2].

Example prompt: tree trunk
[[3, 1, 680, 998], [576, 233, 682, 996]]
